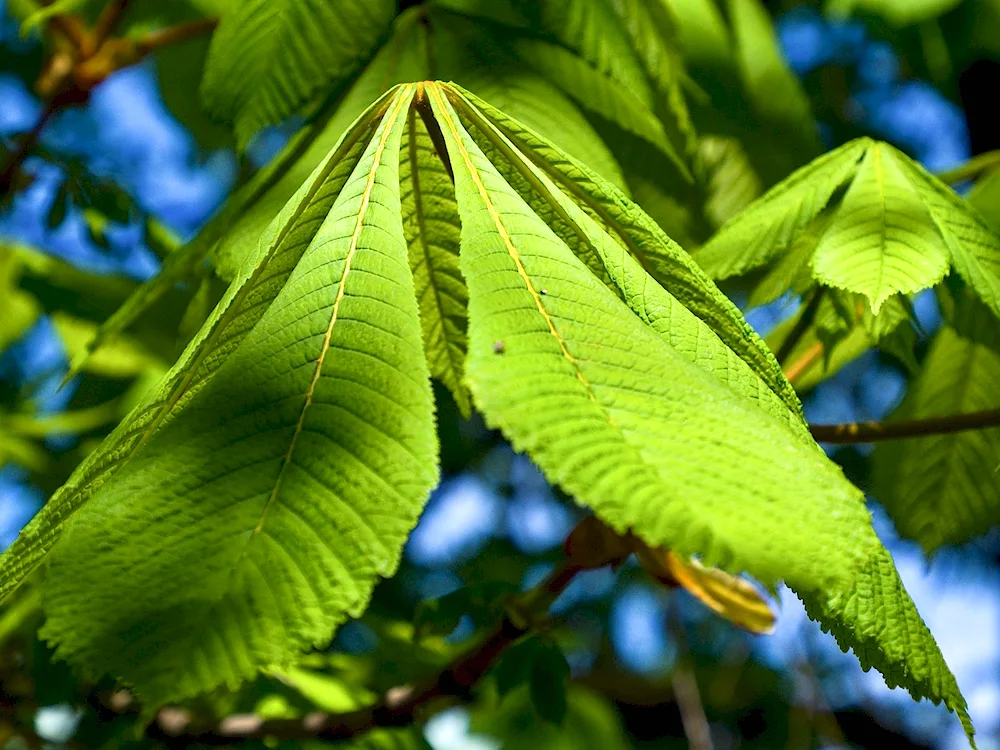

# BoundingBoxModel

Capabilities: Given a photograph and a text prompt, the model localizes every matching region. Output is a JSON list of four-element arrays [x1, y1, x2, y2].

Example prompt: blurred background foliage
[[1, 0, 999, 748]]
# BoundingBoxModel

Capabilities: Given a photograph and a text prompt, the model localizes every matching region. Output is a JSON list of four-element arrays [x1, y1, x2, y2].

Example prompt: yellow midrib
[[427, 83, 600, 404], [254, 84, 415, 535]]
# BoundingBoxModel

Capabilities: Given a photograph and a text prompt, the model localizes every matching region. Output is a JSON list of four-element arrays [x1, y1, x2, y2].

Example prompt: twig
[[776, 288, 825, 365], [667, 603, 713, 750], [810, 407, 1000, 444], [135, 18, 219, 54]]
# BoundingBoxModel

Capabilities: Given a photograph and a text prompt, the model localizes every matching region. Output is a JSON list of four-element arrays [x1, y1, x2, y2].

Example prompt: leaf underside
[[0, 84, 974, 741]]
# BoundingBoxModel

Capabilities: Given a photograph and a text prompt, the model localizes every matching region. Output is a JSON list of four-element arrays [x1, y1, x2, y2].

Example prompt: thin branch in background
[[667, 601, 714, 750], [0, 99, 61, 198], [776, 287, 826, 365], [809, 407, 1000, 443]]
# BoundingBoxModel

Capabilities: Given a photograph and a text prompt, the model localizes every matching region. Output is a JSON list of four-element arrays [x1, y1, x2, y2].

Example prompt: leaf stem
[[809, 407, 1000, 444], [782, 340, 824, 385]]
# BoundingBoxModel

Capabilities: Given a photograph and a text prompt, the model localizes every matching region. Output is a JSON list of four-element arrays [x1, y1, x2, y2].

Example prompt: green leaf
[[511, 38, 690, 179], [696, 137, 1000, 319], [811, 144, 951, 312], [966, 167, 1000, 233], [212, 13, 431, 281], [800, 546, 975, 744], [430, 82, 867, 590], [900, 157, 1000, 323], [694, 138, 867, 280], [873, 325, 1000, 552], [38, 85, 440, 704], [471, 684, 640, 750], [728, 0, 818, 152], [699, 135, 763, 230], [0, 88, 395, 607], [201, 0, 396, 148], [428, 85, 970, 738], [448, 86, 802, 419], [516, 0, 653, 105], [0, 246, 41, 352], [51, 313, 161, 379], [530, 639, 570, 725]]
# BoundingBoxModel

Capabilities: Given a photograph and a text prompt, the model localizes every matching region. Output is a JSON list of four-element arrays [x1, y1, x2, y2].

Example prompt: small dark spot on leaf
[[493, 340, 505, 355]]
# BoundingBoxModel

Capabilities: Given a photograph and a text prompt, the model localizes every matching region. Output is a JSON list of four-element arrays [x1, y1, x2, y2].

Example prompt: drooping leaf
[[201, 0, 396, 148], [694, 139, 868, 279], [0, 88, 396, 606], [901, 157, 1000, 322], [39, 85, 440, 704], [212, 12, 431, 282], [430, 82, 867, 590], [427, 84, 971, 738], [873, 325, 1000, 552], [728, 0, 818, 153], [698, 135, 763, 229], [811, 144, 951, 311], [511, 38, 689, 178], [800, 546, 975, 743], [515, 0, 653, 105]]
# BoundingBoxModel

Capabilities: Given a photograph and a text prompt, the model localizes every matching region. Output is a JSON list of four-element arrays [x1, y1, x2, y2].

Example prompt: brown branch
[[135, 17, 219, 54], [809, 407, 1000, 444]]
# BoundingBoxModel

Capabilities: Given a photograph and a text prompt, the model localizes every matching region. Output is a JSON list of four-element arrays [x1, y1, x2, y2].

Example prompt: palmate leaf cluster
[[3, 0, 1000, 746], [0, 80, 976, 743]]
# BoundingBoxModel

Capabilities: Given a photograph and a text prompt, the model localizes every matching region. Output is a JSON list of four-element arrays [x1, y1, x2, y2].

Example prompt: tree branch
[[809, 407, 1000, 443]]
